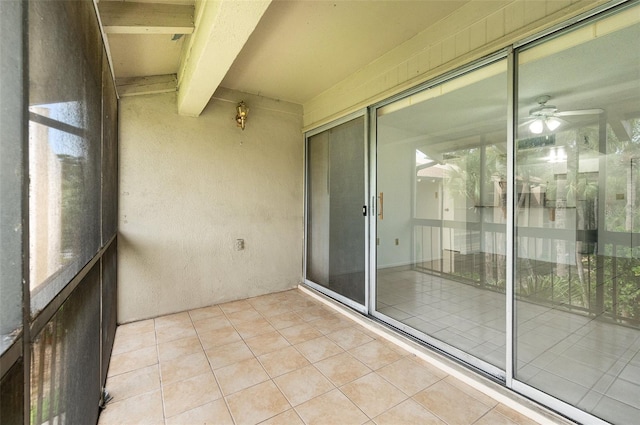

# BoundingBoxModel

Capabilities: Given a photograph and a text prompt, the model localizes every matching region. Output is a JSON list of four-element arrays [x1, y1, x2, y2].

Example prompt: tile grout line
[[214, 304, 254, 425], [407, 391, 452, 425], [111, 289, 601, 425], [259, 298, 339, 421], [372, 358, 446, 399], [100, 325, 163, 417], [470, 407, 501, 425], [153, 318, 168, 425], [223, 294, 369, 423], [219, 295, 334, 424], [295, 321, 426, 423], [159, 309, 234, 423], [334, 367, 413, 423], [298, 284, 571, 425]]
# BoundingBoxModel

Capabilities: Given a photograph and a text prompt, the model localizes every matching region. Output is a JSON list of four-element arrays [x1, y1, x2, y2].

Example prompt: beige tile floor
[[98, 289, 541, 425], [377, 268, 640, 424]]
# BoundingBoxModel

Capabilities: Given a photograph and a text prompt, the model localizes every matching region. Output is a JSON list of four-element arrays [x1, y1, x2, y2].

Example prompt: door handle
[[378, 192, 384, 220], [362, 205, 367, 216]]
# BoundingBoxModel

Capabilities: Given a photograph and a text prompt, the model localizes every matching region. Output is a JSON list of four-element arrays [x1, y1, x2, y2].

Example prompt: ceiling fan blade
[[556, 108, 604, 116]]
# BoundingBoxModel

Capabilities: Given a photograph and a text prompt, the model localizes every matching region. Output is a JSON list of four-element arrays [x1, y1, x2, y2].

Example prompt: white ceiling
[[220, 0, 470, 104], [100, 0, 192, 79], [100, 0, 471, 105], [108, 33, 185, 78]]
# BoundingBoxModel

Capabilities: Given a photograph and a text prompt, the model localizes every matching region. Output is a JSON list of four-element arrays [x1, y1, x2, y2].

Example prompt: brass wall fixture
[[236, 101, 249, 130]]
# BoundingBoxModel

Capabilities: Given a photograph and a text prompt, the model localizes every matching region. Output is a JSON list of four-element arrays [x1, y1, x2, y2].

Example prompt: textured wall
[[303, 0, 608, 129], [118, 89, 303, 323]]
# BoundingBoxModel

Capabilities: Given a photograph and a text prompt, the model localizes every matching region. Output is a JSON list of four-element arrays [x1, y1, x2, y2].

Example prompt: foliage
[[423, 118, 640, 325], [443, 147, 481, 207]]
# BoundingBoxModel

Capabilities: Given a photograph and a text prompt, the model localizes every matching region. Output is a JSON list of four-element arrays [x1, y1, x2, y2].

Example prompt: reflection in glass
[[376, 60, 508, 370], [306, 117, 366, 305], [515, 8, 640, 423]]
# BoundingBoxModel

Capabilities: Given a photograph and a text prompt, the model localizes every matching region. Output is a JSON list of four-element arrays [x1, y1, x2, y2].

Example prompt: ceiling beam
[[116, 74, 178, 97], [99, 2, 194, 35], [608, 112, 632, 142], [177, 0, 271, 117]]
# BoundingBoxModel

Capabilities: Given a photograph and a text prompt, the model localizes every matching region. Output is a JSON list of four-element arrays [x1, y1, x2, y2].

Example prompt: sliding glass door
[[305, 113, 368, 310], [373, 59, 508, 376], [304, 3, 638, 424], [513, 6, 640, 424]]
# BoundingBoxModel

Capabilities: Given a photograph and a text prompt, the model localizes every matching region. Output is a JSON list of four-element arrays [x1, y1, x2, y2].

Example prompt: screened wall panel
[[0, 359, 24, 425], [102, 49, 118, 242], [101, 241, 117, 385], [0, 0, 121, 422], [0, 0, 25, 355], [29, 0, 103, 314], [30, 263, 101, 425]]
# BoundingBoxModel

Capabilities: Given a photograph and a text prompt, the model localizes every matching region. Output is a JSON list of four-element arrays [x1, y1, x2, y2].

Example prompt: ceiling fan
[[524, 95, 604, 134]]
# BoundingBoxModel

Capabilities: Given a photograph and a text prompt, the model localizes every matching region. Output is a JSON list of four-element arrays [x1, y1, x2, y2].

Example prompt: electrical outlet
[[235, 239, 244, 251], [395, 238, 399, 246]]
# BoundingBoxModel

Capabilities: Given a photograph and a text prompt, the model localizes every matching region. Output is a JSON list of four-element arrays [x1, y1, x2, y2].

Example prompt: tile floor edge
[[297, 284, 575, 425]]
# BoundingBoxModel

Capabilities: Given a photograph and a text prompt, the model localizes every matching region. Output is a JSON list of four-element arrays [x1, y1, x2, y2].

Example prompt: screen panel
[[30, 263, 101, 425], [29, 0, 103, 314], [306, 116, 367, 305]]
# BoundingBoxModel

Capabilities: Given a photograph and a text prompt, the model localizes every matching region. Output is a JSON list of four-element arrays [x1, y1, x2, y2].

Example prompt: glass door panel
[[375, 60, 508, 372], [514, 7, 640, 423], [306, 116, 366, 306]]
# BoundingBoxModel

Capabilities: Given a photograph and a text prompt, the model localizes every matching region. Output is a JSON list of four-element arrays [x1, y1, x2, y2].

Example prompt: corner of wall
[[117, 89, 304, 323]]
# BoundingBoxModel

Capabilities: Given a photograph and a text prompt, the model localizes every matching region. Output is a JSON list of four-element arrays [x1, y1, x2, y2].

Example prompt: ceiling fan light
[[546, 117, 561, 131], [529, 119, 544, 134]]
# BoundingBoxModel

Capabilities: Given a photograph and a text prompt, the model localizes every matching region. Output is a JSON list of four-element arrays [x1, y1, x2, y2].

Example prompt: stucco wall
[[303, 0, 608, 129], [118, 88, 303, 323]]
